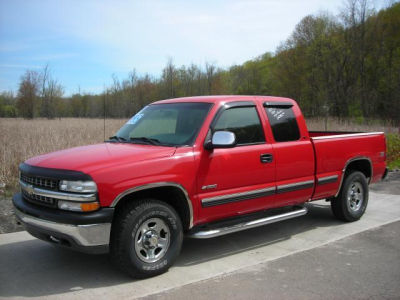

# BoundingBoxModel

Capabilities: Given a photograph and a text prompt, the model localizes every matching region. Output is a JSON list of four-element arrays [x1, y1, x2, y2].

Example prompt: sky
[[0, 0, 387, 96]]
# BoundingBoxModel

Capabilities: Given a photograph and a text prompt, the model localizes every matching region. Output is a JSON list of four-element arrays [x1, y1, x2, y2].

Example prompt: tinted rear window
[[265, 107, 300, 142]]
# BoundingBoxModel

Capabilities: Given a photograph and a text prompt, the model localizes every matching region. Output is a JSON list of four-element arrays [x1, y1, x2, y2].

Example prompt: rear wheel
[[331, 171, 368, 222], [110, 199, 183, 278]]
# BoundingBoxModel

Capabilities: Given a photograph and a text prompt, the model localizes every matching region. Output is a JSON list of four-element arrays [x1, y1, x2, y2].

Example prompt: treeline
[[1, 1, 399, 122]]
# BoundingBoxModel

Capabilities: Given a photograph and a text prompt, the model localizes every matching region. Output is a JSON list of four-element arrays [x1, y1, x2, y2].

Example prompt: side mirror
[[205, 131, 236, 150]]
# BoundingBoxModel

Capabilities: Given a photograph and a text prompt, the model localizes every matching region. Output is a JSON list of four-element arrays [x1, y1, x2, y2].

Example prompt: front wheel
[[331, 171, 369, 222], [110, 199, 183, 278]]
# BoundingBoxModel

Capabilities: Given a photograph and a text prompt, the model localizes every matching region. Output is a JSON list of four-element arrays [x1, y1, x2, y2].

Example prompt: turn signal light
[[80, 202, 100, 212]]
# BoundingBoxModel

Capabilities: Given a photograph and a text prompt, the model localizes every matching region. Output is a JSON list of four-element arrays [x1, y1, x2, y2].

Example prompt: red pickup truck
[[13, 95, 387, 278]]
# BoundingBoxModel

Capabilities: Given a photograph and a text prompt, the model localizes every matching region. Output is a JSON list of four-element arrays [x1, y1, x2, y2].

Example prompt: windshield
[[112, 102, 212, 146]]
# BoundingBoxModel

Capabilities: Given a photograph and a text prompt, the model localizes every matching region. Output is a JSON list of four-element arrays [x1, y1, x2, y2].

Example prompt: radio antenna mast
[[103, 84, 106, 141]]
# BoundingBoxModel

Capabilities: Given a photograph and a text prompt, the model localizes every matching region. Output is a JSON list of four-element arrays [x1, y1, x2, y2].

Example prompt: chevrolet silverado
[[13, 95, 387, 278]]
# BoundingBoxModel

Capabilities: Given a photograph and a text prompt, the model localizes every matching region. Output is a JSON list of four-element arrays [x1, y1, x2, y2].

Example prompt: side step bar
[[188, 206, 308, 239]]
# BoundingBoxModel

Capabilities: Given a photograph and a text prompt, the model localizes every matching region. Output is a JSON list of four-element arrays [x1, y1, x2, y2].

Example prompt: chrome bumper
[[14, 208, 111, 247]]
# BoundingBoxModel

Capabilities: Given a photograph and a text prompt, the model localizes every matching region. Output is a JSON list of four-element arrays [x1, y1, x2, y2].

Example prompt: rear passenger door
[[196, 102, 276, 223], [264, 102, 315, 206]]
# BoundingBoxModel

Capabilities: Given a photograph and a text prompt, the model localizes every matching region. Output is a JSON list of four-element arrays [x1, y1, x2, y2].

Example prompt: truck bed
[[309, 131, 386, 200]]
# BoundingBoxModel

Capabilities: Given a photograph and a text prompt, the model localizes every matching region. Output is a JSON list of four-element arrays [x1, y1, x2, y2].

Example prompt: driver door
[[196, 102, 276, 223]]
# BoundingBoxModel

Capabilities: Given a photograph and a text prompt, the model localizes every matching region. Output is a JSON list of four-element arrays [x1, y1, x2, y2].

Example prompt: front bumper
[[13, 193, 114, 254]]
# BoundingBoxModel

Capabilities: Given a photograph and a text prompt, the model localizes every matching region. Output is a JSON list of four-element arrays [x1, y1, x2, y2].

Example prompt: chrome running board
[[187, 206, 308, 239]]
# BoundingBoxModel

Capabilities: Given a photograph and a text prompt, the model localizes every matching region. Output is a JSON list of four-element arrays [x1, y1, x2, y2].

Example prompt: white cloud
[[12, 0, 347, 73], [1, 0, 387, 76], [30, 53, 78, 61], [0, 64, 42, 69]]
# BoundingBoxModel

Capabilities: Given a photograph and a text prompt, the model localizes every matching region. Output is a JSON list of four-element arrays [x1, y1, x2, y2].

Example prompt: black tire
[[110, 199, 183, 278], [331, 171, 369, 222]]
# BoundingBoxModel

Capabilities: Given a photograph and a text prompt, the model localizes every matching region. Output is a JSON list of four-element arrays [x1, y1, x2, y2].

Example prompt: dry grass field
[[306, 118, 398, 133], [0, 117, 399, 198], [0, 118, 126, 197]]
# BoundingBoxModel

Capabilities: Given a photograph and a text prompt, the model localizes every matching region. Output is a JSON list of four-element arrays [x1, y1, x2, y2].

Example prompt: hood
[[25, 143, 177, 174]]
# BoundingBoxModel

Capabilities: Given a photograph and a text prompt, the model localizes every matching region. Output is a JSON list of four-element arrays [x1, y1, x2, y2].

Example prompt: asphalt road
[[144, 221, 400, 300], [0, 189, 399, 299], [370, 170, 400, 195]]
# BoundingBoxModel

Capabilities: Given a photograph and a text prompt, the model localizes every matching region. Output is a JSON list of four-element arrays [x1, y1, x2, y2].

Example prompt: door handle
[[260, 153, 273, 163]]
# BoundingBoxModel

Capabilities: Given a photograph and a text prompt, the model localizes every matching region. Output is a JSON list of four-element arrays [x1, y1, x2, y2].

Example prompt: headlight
[[59, 180, 97, 193], [58, 200, 100, 212]]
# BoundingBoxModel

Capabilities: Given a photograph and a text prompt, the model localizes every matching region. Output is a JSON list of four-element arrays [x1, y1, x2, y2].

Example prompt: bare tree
[[341, 0, 373, 116], [128, 69, 138, 113], [41, 64, 50, 117], [40, 64, 64, 119], [205, 62, 216, 95], [162, 58, 176, 98], [46, 78, 64, 118], [16, 70, 41, 119]]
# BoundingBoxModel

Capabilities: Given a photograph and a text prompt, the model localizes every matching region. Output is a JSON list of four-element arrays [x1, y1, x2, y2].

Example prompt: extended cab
[[13, 96, 387, 278]]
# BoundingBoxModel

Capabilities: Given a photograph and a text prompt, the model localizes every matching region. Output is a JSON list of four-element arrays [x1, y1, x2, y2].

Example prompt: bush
[[387, 133, 400, 170]]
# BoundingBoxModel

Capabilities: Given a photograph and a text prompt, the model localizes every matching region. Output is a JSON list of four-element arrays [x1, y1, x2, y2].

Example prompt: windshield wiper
[[107, 136, 127, 142], [130, 137, 162, 145]]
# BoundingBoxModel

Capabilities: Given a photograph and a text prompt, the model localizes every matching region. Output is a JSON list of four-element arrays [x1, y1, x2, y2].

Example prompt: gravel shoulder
[[0, 195, 23, 234]]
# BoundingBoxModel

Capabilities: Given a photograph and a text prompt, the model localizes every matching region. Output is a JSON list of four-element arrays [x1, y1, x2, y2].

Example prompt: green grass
[[387, 133, 400, 170]]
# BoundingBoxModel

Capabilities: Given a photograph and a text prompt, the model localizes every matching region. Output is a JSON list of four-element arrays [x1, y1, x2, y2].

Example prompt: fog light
[[58, 200, 100, 212]]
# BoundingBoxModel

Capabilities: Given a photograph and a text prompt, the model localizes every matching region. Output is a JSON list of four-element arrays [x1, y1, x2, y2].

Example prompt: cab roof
[[154, 95, 296, 106]]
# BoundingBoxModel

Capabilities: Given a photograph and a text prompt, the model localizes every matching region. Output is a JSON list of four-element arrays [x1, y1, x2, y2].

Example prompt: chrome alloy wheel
[[347, 182, 364, 212], [134, 217, 170, 263]]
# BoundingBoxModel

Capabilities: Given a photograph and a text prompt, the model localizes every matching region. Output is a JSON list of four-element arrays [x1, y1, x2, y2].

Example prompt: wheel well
[[113, 186, 192, 231], [345, 159, 372, 181]]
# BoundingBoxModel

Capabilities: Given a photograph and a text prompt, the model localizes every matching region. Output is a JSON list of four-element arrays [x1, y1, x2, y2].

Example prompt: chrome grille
[[22, 189, 56, 208], [20, 173, 58, 190]]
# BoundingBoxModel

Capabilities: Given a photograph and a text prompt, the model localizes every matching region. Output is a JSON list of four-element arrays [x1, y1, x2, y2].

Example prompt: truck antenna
[[103, 85, 106, 141]]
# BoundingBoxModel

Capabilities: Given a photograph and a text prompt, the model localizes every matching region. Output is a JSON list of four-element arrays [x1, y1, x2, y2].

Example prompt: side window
[[265, 106, 300, 142], [214, 106, 265, 145]]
